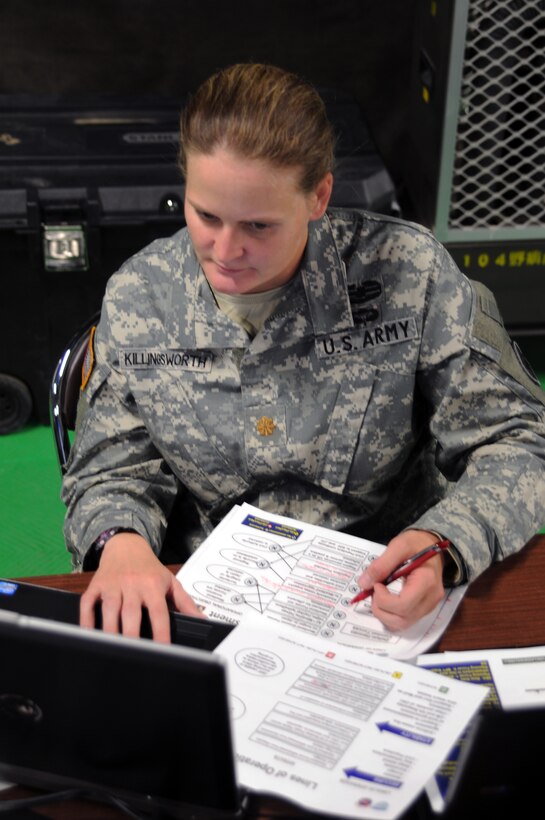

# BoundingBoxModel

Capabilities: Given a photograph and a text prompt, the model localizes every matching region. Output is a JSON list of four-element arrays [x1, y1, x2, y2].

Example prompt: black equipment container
[[0, 92, 396, 433]]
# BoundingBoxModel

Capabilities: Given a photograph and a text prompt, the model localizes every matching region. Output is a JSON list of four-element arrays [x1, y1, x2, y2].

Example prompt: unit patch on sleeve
[[118, 349, 213, 372], [80, 326, 97, 390]]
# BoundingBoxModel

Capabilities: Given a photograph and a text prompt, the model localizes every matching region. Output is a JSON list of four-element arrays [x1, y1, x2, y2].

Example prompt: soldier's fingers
[[370, 564, 443, 630], [169, 578, 206, 619], [119, 594, 144, 640], [79, 586, 99, 629], [370, 583, 418, 631], [144, 598, 173, 643], [99, 591, 124, 634]]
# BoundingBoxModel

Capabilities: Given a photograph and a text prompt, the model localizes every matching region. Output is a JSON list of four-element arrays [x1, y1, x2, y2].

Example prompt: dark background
[[0, 0, 416, 190]]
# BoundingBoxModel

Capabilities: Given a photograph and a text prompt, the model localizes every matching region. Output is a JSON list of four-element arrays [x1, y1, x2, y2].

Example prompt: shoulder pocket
[[469, 280, 545, 403]]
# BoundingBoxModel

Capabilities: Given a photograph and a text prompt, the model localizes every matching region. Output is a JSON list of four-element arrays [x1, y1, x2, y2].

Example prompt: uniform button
[[256, 416, 276, 436]]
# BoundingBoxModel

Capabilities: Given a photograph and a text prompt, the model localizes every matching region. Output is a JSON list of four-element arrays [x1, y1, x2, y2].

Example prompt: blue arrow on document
[[376, 722, 434, 745], [343, 768, 402, 789]]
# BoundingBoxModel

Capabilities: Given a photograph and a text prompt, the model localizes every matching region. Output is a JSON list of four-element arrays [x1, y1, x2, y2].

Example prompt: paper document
[[178, 503, 466, 660], [418, 646, 545, 709], [215, 622, 486, 820]]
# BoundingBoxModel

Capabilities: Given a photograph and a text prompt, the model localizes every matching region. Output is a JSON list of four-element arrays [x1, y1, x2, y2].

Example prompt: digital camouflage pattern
[[62, 209, 545, 581]]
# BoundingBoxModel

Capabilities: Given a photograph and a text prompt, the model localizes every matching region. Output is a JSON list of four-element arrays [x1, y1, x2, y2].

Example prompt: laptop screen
[[0, 610, 241, 818]]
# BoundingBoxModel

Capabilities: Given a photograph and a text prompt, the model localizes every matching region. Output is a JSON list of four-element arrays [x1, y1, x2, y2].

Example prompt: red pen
[[350, 539, 451, 605]]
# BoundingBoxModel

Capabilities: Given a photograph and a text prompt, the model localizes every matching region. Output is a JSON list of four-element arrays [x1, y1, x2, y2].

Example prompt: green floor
[[0, 425, 72, 578], [1, 334, 545, 579]]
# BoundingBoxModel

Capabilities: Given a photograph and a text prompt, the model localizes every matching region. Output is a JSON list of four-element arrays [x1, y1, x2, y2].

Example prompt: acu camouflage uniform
[[62, 208, 545, 582]]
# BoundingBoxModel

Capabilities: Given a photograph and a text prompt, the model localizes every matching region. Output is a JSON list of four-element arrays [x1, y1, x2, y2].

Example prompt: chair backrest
[[50, 312, 100, 474]]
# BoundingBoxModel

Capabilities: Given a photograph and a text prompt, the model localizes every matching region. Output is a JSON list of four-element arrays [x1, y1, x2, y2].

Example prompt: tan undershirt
[[212, 283, 291, 337]]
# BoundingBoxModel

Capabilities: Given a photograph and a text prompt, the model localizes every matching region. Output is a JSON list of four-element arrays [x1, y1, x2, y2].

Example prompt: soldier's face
[[184, 149, 331, 294]]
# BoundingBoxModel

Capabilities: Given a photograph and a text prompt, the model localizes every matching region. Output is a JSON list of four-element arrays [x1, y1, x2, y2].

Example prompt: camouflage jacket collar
[[177, 214, 354, 349]]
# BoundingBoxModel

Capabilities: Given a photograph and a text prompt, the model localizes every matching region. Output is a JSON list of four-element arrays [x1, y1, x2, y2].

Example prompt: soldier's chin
[[204, 266, 256, 294]]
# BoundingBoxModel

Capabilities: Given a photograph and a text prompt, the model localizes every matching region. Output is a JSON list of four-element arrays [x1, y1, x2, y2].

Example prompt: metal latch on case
[[43, 224, 88, 271]]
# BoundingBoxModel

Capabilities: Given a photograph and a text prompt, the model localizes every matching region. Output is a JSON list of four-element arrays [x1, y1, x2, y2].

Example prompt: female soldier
[[62, 63, 545, 642]]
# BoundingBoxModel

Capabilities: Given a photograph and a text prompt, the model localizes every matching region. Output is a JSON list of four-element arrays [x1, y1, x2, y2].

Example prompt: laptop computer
[[0, 607, 244, 818], [0, 577, 233, 648]]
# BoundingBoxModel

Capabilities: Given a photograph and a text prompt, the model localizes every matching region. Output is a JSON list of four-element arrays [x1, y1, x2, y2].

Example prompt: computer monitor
[[0, 609, 242, 818]]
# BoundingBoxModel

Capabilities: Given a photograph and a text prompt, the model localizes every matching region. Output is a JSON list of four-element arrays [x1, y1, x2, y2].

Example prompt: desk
[[3, 534, 545, 819]]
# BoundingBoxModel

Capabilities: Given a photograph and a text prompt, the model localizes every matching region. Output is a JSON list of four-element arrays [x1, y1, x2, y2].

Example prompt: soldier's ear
[[308, 173, 333, 221]]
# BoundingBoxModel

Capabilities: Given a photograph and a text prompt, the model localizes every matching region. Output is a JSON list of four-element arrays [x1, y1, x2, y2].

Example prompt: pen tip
[[351, 590, 370, 604]]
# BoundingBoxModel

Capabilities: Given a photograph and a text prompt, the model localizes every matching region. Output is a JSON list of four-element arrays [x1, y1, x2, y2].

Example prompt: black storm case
[[0, 92, 396, 433], [0, 95, 187, 433]]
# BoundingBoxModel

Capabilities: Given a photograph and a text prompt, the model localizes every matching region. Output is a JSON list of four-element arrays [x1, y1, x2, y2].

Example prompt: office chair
[[50, 311, 100, 474]]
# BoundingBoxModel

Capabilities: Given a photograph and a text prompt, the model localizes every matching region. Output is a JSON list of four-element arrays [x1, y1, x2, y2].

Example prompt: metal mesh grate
[[449, 0, 545, 230]]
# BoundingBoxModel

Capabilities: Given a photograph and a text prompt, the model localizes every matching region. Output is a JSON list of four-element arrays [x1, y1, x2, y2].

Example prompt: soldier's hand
[[80, 532, 204, 643], [354, 529, 445, 631]]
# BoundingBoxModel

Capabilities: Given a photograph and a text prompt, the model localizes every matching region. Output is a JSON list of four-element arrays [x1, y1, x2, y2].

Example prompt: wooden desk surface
[[437, 532, 545, 651], [3, 534, 545, 819]]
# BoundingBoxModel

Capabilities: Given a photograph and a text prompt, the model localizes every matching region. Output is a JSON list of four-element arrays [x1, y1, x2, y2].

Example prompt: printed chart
[[178, 503, 466, 659]]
